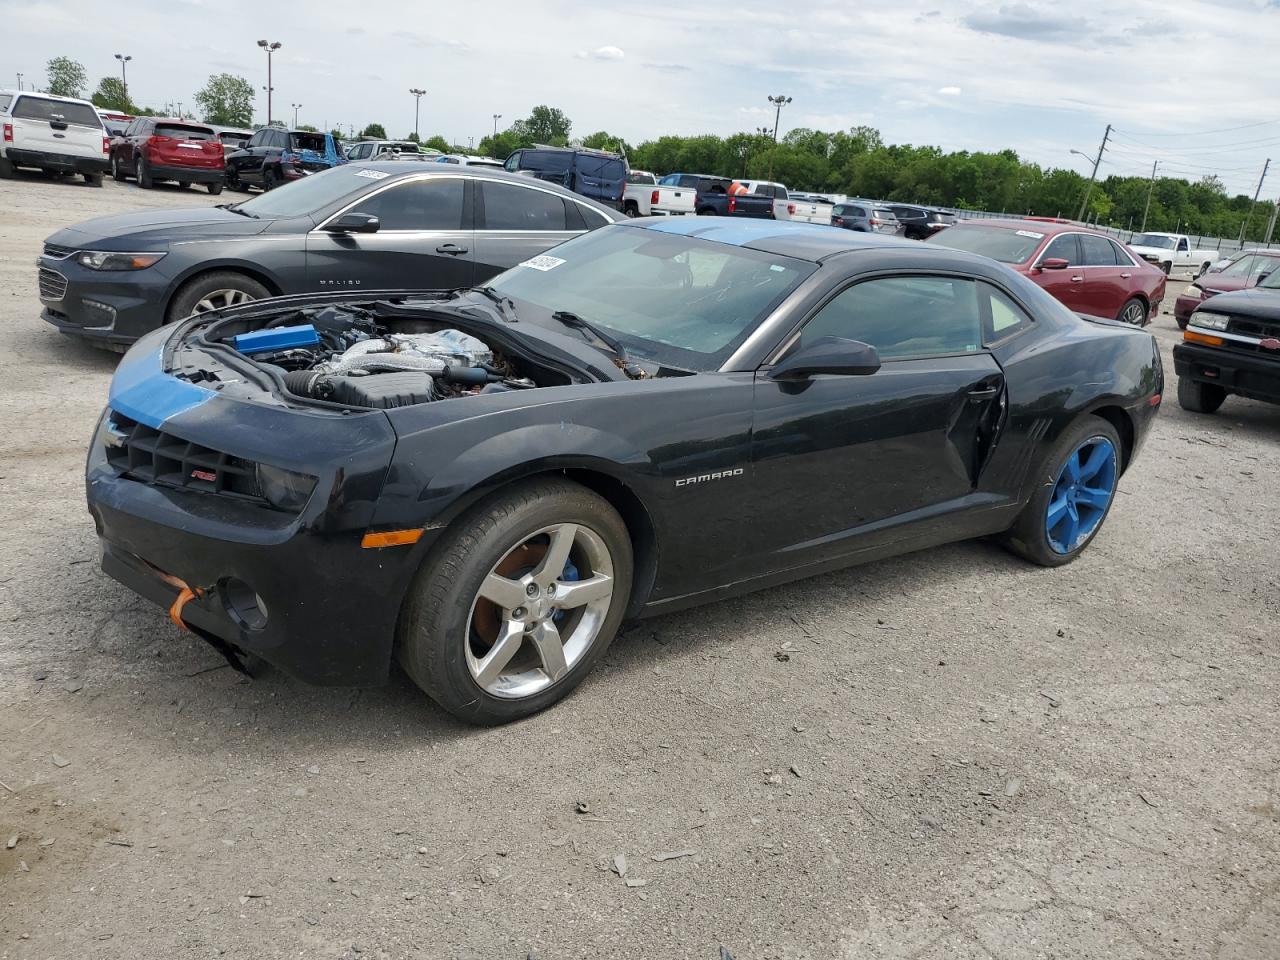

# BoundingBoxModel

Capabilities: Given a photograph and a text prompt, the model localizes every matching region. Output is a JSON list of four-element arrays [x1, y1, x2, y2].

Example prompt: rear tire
[[110, 154, 125, 182], [84, 172, 103, 187], [0, 156, 14, 179], [1117, 296, 1147, 326], [166, 271, 271, 323], [397, 478, 633, 725], [263, 167, 280, 191], [207, 181, 223, 196], [137, 155, 154, 189], [1177, 376, 1226, 415], [1003, 416, 1123, 568]]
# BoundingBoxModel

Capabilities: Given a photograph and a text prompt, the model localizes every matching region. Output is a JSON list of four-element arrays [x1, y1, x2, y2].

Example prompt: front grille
[[1231, 316, 1280, 341], [106, 412, 268, 505], [43, 242, 76, 259], [38, 267, 68, 301]]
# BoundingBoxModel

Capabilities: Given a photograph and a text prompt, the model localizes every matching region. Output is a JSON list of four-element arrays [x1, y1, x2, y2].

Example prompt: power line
[[1113, 118, 1280, 139], [1110, 129, 1280, 154]]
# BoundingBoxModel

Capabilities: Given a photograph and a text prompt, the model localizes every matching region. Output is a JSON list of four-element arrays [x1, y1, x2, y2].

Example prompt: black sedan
[[87, 219, 1162, 724], [38, 164, 621, 349]]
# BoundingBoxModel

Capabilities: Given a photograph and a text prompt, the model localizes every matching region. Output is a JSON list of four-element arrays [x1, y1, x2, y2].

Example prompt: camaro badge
[[190, 469, 217, 482], [675, 468, 744, 488]]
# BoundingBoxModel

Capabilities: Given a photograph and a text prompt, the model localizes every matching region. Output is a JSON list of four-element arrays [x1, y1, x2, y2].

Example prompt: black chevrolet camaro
[[87, 218, 1163, 723]]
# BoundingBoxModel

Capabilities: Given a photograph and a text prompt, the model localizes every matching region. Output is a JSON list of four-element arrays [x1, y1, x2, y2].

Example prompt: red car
[[1173, 248, 1280, 329], [927, 217, 1165, 325], [109, 117, 225, 195]]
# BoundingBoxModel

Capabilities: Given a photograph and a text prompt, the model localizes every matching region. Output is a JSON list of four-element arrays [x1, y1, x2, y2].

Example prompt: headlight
[[1183, 284, 1205, 300], [75, 251, 166, 271], [255, 463, 317, 512], [1192, 311, 1230, 331]]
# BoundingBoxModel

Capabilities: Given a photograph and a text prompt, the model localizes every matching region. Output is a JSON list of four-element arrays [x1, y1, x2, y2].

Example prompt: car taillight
[[2, 123, 12, 142], [728, 196, 737, 214], [787, 204, 796, 215], [870, 218, 881, 226], [102, 136, 110, 155], [651, 189, 659, 205]]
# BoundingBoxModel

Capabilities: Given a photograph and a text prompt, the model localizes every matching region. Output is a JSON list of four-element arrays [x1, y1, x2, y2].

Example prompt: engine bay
[[205, 302, 571, 409]]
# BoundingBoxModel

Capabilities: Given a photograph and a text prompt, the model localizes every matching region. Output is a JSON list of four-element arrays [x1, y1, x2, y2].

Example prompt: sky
[[4, 0, 1280, 196]]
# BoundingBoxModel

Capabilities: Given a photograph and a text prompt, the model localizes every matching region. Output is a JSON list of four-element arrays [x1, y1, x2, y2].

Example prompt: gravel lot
[[1, 173, 1277, 960]]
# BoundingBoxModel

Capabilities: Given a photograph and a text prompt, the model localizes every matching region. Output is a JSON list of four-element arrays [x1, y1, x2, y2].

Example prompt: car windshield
[[929, 224, 1045, 264], [1130, 233, 1176, 249], [289, 132, 328, 152], [233, 165, 376, 219], [488, 225, 814, 371], [1257, 268, 1280, 289]]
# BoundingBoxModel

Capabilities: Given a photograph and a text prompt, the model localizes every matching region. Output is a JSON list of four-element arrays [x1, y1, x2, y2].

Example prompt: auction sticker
[[521, 255, 566, 271], [1015, 229, 1044, 239], [353, 169, 390, 180]]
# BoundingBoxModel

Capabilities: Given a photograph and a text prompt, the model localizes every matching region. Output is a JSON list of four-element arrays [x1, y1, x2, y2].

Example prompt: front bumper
[[38, 254, 176, 343], [148, 163, 224, 185], [7, 148, 109, 174], [1173, 342, 1280, 404]]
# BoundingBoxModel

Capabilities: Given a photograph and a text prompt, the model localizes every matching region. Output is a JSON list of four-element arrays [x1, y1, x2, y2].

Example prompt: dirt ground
[[0, 173, 1277, 960]]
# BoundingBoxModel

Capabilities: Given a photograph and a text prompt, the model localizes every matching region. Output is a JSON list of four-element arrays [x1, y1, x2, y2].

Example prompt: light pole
[[257, 40, 282, 125], [409, 88, 426, 139], [114, 54, 131, 107], [766, 94, 791, 181], [492, 113, 502, 138], [291, 103, 302, 127], [15, 72, 22, 91], [175, 101, 183, 119]]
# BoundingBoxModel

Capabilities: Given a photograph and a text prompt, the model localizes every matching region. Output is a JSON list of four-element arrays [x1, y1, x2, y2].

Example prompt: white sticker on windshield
[[353, 169, 390, 180], [521, 255, 566, 271], [1015, 229, 1044, 239]]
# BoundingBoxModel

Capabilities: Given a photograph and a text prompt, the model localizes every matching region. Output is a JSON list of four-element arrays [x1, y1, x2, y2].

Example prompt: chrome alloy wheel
[[1120, 301, 1147, 325], [465, 523, 615, 699], [192, 288, 258, 313]]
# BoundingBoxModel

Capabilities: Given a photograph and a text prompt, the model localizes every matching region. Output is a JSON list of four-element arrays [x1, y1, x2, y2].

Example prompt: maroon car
[[928, 218, 1166, 325], [1174, 248, 1280, 329], [109, 117, 225, 195]]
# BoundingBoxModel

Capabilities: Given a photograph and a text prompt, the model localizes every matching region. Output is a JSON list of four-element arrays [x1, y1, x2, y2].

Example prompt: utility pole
[[492, 113, 501, 138], [1264, 194, 1280, 245], [291, 103, 302, 126], [766, 94, 791, 182], [1240, 158, 1270, 243], [409, 88, 426, 139], [15, 72, 22, 91], [257, 40, 282, 125], [1140, 159, 1159, 233], [1076, 123, 1111, 222], [113, 54, 131, 106]]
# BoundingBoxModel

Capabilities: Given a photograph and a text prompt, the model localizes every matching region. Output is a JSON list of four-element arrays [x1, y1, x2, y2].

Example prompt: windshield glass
[[1258, 267, 1280, 289], [488, 225, 814, 371], [928, 224, 1044, 263], [1130, 233, 1176, 249], [234, 165, 374, 219], [289, 132, 327, 153]]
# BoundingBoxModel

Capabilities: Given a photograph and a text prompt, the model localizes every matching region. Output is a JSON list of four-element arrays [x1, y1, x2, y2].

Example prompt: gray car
[[831, 200, 900, 234], [38, 163, 621, 349]]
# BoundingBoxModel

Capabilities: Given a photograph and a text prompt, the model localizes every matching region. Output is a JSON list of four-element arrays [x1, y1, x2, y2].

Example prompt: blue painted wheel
[[1045, 436, 1118, 555]]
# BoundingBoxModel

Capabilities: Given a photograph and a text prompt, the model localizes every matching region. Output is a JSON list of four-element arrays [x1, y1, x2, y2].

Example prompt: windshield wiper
[[550, 311, 645, 378]]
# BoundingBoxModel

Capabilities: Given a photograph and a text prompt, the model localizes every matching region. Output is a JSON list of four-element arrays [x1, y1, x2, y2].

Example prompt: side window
[[349, 178, 464, 231], [482, 181, 568, 231], [850, 206, 866, 217], [1109, 240, 1134, 266], [1080, 235, 1118, 266], [797, 276, 983, 361], [348, 143, 366, 160], [575, 203, 610, 229], [1251, 257, 1276, 280], [1221, 255, 1256, 277], [247, 130, 263, 147], [658, 174, 678, 186], [1041, 234, 1081, 265], [982, 283, 1033, 341], [1177, 238, 1189, 252], [504, 151, 521, 172]]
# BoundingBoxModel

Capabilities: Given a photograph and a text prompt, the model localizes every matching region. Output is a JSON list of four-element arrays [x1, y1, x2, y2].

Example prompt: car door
[[1034, 234, 1088, 311], [748, 274, 1006, 570], [306, 174, 476, 292], [471, 178, 583, 281], [1175, 236, 1191, 269], [233, 129, 266, 181], [1078, 233, 1129, 317]]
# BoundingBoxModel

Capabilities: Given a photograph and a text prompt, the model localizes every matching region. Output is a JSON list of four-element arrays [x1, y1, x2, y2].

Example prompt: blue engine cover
[[230, 324, 320, 354]]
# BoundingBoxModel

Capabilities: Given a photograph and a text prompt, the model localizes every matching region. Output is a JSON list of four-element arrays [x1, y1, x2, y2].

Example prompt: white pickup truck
[[1127, 232, 1218, 277], [622, 170, 695, 217], [0, 90, 109, 185], [736, 180, 834, 224]]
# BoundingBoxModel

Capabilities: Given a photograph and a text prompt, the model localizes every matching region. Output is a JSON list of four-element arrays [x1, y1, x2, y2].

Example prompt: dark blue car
[[504, 146, 626, 211]]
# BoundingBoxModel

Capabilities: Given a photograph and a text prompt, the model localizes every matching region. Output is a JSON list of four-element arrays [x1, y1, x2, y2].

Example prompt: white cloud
[[576, 45, 625, 60], [937, 85, 962, 96]]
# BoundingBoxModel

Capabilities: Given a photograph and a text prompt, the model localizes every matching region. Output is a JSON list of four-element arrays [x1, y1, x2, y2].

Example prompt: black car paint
[[38, 165, 620, 346], [1174, 288, 1280, 405], [86, 229, 1162, 687]]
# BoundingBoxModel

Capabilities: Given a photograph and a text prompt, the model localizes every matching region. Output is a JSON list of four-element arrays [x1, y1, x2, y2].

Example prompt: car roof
[[1, 89, 94, 104], [626, 216, 922, 262], [948, 218, 1115, 239]]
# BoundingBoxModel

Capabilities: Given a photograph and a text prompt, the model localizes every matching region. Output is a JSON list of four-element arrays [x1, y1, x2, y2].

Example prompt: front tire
[[166, 271, 270, 323], [110, 154, 125, 181], [84, 172, 103, 187], [262, 166, 280, 191], [397, 478, 634, 724], [1003, 416, 1123, 567], [1177, 376, 1226, 414], [207, 181, 223, 196]]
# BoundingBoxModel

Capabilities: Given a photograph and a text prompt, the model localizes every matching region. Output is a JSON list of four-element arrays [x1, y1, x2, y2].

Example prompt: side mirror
[[1038, 257, 1069, 271], [324, 212, 380, 234], [769, 336, 881, 381]]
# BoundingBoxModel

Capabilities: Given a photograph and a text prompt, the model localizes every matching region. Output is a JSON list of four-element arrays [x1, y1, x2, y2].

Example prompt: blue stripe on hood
[[108, 339, 213, 429]]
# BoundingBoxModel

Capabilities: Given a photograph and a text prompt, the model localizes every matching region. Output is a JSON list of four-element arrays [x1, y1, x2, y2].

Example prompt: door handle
[[1120, 272, 1131, 279], [436, 244, 469, 255], [1070, 275, 1084, 282], [967, 386, 1001, 400]]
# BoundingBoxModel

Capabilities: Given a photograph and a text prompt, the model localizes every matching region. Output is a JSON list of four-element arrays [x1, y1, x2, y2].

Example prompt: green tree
[[46, 57, 88, 98], [90, 77, 132, 113], [193, 74, 255, 127], [296, 124, 318, 133], [360, 122, 387, 139], [423, 135, 451, 153], [406, 131, 421, 144], [581, 130, 630, 154], [511, 105, 571, 146]]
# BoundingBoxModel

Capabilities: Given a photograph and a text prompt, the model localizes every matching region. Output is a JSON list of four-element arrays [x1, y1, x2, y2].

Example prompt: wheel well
[[1089, 406, 1134, 473], [167, 267, 282, 319], [559, 468, 658, 617]]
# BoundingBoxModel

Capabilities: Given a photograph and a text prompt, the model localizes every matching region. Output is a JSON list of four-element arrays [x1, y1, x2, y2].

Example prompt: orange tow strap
[[155, 571, 205, 631]]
